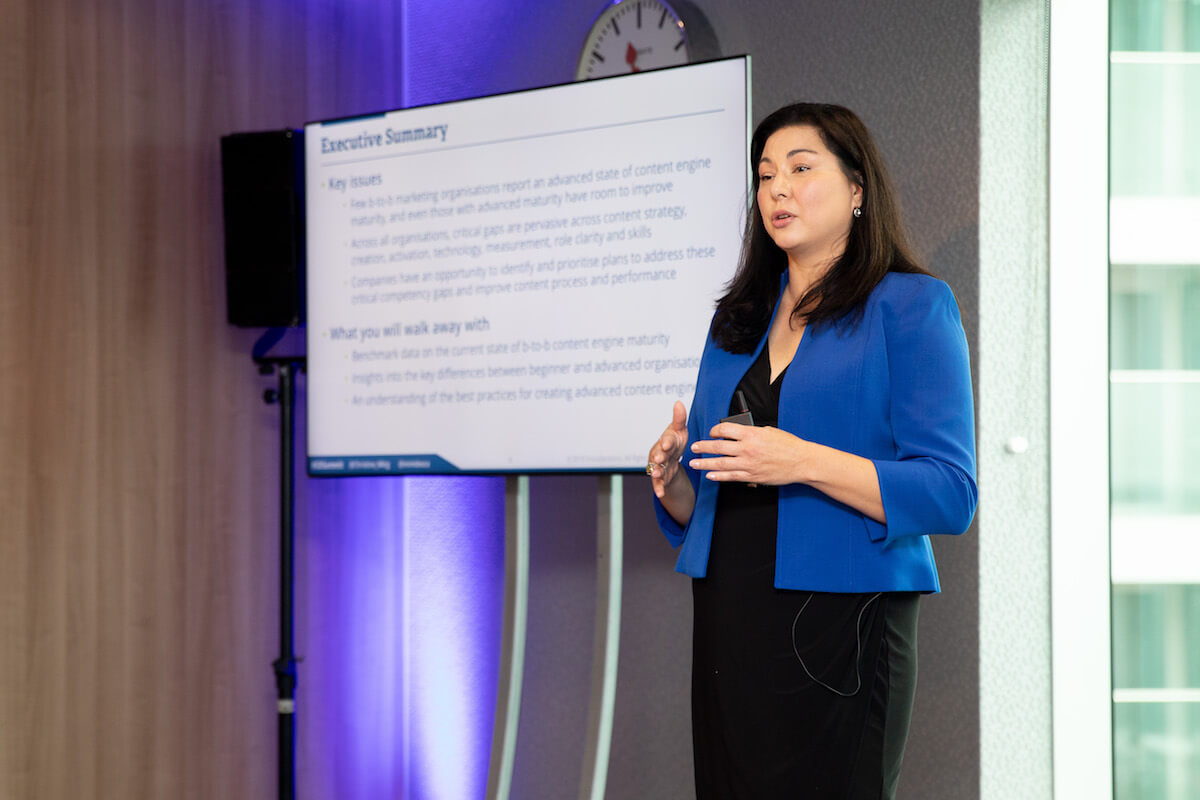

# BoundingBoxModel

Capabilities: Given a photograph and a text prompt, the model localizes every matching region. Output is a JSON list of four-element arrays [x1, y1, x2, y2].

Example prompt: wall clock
[[575, 0, 719, 81]]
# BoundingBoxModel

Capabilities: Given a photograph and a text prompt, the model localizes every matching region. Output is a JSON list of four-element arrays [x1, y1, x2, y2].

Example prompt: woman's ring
[[646, 462, 658, 475]]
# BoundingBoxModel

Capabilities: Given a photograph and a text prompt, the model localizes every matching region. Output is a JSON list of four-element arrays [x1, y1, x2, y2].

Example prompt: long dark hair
[[711, 103, 928, 352]]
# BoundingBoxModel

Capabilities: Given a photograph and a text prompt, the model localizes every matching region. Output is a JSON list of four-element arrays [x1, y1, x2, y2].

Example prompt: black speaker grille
[[220, 129, 305, 327]]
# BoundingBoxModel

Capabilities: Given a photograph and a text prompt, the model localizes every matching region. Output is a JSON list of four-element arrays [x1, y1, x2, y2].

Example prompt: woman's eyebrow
[[759, 148, 820, 168], [759, 148, 820, 166]]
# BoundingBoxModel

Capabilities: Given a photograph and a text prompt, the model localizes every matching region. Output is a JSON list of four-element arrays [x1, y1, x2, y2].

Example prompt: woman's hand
[[647, 401, 696, 526], [689, 422, 805, 485], [691, 422, 887, 523], [647, 401, 689, 498]]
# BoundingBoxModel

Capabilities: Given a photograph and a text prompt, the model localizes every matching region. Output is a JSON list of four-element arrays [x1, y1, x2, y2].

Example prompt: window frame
[[1048, 0, 1113, 796]]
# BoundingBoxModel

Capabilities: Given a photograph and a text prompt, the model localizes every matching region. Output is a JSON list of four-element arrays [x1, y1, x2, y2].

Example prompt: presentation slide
[[305, 57, 749, 474]]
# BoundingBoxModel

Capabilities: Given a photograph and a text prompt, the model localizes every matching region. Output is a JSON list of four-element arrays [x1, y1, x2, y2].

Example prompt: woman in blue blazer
[[646, 103, 976, 799]]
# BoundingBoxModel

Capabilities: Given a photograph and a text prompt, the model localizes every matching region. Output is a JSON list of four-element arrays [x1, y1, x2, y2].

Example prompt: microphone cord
[[790, 591, 883, 697]]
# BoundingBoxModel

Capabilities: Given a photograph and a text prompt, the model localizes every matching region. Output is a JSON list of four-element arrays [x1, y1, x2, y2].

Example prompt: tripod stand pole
[[260, 357, 301, 800]]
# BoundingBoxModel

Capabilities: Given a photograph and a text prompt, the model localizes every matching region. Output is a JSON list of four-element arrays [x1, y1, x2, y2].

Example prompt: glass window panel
[[1112, 5, 1200, 800], [1113, 585, 1200, 689], [1110, 382, 1200, 515], [1110, 265, 1200, 370], [1109, 64, 1200, 197], [1110, 275, 1164, 370], [1113, 702, 1200, 800], [1186, 280, 1200, 367], [1111, 0, 1200, 52]]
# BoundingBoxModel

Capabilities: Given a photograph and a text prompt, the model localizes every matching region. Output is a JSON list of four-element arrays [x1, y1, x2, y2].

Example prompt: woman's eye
[[757, 173, 773, 183], [793, 164, 809, 173]]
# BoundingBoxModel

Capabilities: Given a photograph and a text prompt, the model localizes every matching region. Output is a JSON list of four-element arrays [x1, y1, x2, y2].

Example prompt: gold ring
[[646, 462, 658, 475]]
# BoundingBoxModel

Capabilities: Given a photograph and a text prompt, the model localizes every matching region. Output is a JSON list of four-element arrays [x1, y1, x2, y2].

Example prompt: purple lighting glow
[[297, 384, 504, 798], [296, 1, 564, 793], [403, 477, 504, 799]]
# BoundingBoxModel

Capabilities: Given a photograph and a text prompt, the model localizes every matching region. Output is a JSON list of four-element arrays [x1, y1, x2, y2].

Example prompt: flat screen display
[[305, 56, 749, 474]]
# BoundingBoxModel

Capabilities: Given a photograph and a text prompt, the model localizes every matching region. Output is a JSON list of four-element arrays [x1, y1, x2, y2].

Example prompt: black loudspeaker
[[220, 129, 305, 327]]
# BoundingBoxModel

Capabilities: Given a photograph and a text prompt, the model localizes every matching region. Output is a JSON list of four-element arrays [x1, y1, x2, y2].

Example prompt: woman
[[646, 103, 977, 799]]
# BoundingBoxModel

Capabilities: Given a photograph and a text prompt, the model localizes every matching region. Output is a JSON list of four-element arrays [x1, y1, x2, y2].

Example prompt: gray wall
[[405, 2, 983, 797]]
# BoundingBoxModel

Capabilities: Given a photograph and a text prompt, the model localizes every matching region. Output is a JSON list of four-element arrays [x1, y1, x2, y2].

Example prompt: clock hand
[[626, 41, 640, 72]]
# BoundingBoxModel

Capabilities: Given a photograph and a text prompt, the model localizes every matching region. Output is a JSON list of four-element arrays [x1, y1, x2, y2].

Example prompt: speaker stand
[[255, 328, 305, 800]]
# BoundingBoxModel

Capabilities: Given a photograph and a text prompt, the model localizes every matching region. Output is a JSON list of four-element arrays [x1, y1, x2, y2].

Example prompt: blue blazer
[[654, 272, 977, 593]]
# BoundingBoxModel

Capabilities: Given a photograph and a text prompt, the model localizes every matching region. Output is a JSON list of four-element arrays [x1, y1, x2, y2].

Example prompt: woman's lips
[[771, 212, 794, 228]]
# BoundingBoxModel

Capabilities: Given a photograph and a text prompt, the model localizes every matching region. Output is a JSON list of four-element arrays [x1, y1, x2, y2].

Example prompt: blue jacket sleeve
[[868, 279, 978, 543], [652, 394, 703, 547]]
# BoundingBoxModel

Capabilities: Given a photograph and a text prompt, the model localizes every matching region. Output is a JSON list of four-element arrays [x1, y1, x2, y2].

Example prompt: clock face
[[576, 0, 691, 81]]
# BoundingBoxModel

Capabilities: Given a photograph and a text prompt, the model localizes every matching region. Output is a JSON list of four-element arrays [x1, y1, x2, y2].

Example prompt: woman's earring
[[852, 207, 862, 218]]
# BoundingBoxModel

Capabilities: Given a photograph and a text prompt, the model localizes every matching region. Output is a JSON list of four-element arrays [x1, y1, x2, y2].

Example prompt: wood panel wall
[[0, 1, 402, 796]]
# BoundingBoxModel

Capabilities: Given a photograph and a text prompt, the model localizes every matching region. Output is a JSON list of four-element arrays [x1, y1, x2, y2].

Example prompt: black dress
[[691, 346, 921, 800]]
